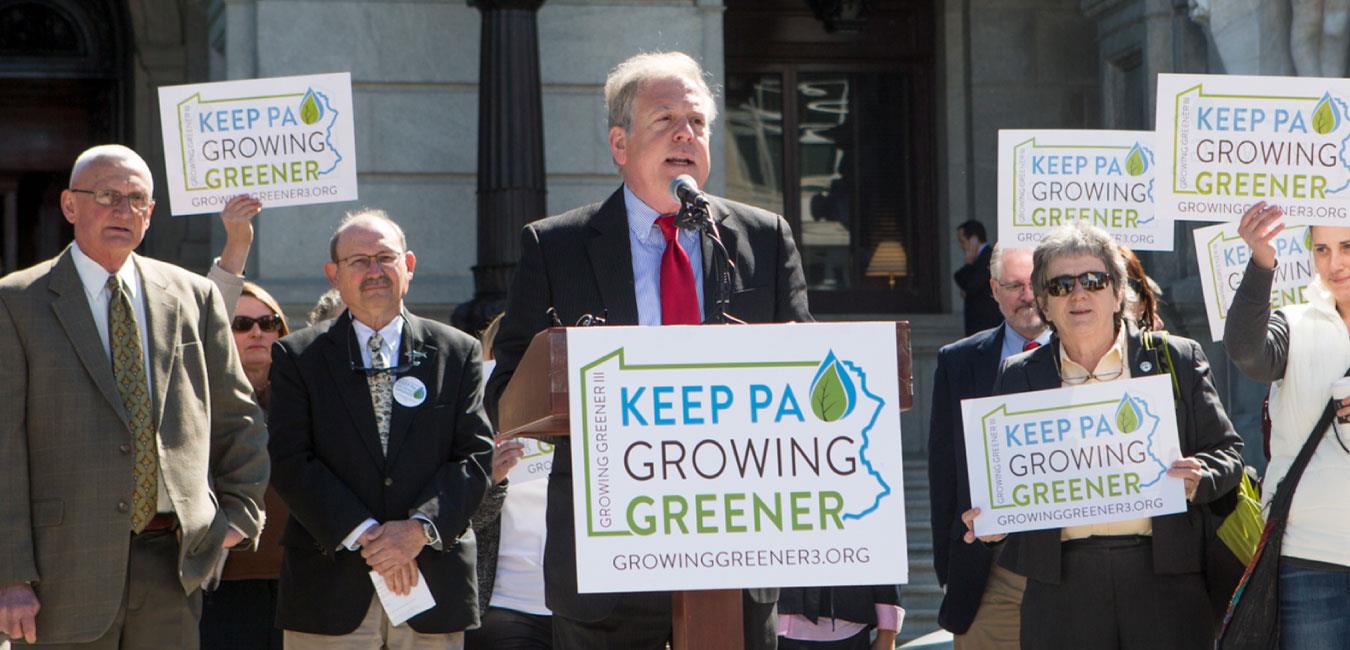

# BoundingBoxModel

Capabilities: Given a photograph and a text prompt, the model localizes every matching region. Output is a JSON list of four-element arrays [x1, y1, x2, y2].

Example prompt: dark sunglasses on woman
[[1043, 271, 1112, 297], [231, 314, 284, 333]]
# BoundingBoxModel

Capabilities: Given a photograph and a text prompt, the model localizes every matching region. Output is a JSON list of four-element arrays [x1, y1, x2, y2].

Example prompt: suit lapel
[[1024, 337, 1064, 389], [321, 313, 386, 467], [974, 326, 1005, 391], [585, 188, 639, 324], [385, 315, 439, 465], [700, 201, 737, 323], [47, 249, 131, 429], [137, 258, 182, 431]]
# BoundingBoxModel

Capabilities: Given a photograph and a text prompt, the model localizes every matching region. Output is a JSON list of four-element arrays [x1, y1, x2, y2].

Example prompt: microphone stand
[[675, 198, 742, 325]]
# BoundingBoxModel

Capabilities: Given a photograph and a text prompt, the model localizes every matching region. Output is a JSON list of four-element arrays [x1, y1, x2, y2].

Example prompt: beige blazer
[[0, 247, 269, 644]]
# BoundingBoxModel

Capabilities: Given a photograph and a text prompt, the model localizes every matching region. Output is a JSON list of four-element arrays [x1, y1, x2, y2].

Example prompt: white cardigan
[[1266, 277, 1350, 567]]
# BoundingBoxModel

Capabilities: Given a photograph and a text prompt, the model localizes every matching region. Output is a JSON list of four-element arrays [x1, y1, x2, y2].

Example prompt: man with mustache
[[927, 245, 1045, 649], [485, 51, 811, 649], [267, 209, 493, 649]]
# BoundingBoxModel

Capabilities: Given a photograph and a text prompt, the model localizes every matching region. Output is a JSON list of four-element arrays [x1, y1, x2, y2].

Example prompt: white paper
[[565, 322, 907, 593], [1193, 221, 1314, 341], [997, 129, 1170, 250], [157, 72, 358, 216], [1155, 72, 1350, 225], [960, 375, 1188, 536], [369, 568, 436, 627]]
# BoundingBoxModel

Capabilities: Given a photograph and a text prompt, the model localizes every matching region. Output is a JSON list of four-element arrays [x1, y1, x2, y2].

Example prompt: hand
[[1336, 397, 1350, 421], [379, 560, 420, 597], [221, 526, 245, 549], [1236, 201, 1283, 270], [217, 195, 262, 275], [961, 507, 1006, 545], [1167, 457, 1205, 500], [492, 436, 526, 485], [0, 582, 40, 644], [359, 520, 426, 575]]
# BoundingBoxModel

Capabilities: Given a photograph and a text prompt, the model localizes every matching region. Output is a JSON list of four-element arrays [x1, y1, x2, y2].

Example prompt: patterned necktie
[[107, 275, 157, 533], [1024, 340, 1041, 352], [367, 332, 394, 456], [656, 215, 700, 325]]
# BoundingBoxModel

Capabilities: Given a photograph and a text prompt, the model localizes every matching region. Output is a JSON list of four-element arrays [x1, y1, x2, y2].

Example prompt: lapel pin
[[1139, 361, 1153, 373]]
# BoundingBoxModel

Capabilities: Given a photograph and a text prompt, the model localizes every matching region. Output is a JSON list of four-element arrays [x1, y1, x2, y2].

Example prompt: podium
[[497, 323, 913, 650]]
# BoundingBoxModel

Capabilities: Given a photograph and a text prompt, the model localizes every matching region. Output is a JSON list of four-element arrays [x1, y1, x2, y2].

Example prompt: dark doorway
[[0, 0, 129, 273], [724, 0, 938, 314]]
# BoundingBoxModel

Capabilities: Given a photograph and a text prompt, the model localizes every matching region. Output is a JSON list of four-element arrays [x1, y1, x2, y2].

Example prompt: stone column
[[455, 0, 547, 335]]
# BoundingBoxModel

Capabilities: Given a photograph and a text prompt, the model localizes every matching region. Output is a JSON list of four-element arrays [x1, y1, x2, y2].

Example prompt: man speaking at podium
[[486, 51, 812, 649]]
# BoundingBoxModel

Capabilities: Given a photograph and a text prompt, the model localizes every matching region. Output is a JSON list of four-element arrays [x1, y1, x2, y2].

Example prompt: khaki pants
[[954, 561, 1026, 650], [284, 595, 464, 650]]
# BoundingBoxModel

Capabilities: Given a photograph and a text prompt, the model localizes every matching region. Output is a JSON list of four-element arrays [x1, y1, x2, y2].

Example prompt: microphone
[[669, 175, 709, 208]]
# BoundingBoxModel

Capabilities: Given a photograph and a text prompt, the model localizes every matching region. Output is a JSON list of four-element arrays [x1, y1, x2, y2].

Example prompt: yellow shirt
[[1059, 327, 1153, 540]]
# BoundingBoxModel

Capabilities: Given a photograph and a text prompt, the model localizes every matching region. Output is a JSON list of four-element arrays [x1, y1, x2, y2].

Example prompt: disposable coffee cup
[[1332, 378, 1350, 424]]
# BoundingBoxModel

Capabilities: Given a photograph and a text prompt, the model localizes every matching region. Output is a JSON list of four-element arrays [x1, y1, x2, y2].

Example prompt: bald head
[[70, 145, 154, 194]]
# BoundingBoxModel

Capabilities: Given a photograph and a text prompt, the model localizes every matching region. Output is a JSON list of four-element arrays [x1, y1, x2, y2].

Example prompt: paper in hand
[[369, 568, 436, 626]]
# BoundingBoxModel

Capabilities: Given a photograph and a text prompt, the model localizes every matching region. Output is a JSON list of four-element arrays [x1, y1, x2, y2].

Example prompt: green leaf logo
[[299, 89, 323, 125], [1124, 143, 1148, 176], [413, 387, 425, 400], [809, 351, 857, 422], [1115, 394, 1142, 434], [1312, 93, 1340, 135], [1304, 227, 1313, 251]]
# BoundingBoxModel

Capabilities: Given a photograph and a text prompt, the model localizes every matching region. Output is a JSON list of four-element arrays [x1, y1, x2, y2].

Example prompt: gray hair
[[307, 288, 345, 325], [604, 51, 717, 132], [328, 208, 408, 262], [69, 144, 154, 192], [989, 243, 1010, 281], [1031, 222, 1127, 331]]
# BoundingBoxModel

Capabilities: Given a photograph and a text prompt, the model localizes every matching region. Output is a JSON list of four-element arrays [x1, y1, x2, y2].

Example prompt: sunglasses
[[1044, 271, 1112, 297], [231, 314, 284, 333]]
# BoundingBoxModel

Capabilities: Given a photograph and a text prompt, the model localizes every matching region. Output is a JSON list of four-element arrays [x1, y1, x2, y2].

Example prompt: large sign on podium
[[566, 323, 907, 593]]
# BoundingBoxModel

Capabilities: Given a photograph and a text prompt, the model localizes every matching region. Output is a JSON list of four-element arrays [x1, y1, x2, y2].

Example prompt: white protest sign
[[998, 130, 1169, 250], [1193, 222, 1315, 342], [567, 323, 906, 593], [961, 375, 1187, 537], [1155, 72, 1350, 224], [481, 360, 555, 484], [158, 72, 358, 216]]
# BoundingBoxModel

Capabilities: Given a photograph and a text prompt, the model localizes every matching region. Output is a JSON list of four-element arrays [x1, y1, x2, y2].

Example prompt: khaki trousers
[[954, 561, 1026, 650], [284, 595, 464, 650]]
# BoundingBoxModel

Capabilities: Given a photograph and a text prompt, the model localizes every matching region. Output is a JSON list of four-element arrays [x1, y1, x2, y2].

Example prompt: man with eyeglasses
[[927, 244, 1046, 649], [0, 144, 269, 648], [266, 209, 493, 649]]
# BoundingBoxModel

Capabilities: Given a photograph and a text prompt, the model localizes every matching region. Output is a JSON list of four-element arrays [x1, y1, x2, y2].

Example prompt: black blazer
[[268, 311, 494, 634], [486, 187, 812, 623], [926, 324, 1005, 633], [954, 244, 1001, 336], [993, 329, 1244, 584]]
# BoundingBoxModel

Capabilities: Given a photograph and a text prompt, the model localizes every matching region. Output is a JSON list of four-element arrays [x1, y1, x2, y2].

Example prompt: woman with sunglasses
[[961, 222, 1243, 649], [199, 281, 290, 650], [1226, 202, 1350, 649]]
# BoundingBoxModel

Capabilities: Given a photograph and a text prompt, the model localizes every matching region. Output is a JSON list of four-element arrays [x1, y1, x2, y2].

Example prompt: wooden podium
[[497, 323, 913, 650]]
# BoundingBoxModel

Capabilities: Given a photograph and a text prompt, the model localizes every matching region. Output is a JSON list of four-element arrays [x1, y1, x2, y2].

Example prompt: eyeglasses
[[1059, 366, 1125, 385], [231, 314, 284, 333], [1044, 271, 1112, 297], [995, 279, 1031, 293], [69, 188, 151, 212], [335, 252, 403, 273]]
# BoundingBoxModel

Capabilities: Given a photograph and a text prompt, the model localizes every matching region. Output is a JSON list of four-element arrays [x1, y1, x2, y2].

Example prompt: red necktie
[[656, 215, 700, 325], [1023, 340, 1041, 352]]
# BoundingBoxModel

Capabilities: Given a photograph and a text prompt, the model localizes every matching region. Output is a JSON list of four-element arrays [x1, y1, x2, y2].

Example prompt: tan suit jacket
[[0, 247, 269, 645]]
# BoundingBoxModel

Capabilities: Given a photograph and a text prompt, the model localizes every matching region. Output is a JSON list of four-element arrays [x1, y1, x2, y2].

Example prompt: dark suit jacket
[[994, 329, 1244, 585], [0, 249, 268, 644], [926, 325, 1005, 634], [954, 244, 1001, 336], [268, 311, 494, 634], [485, 187, 812, 623]]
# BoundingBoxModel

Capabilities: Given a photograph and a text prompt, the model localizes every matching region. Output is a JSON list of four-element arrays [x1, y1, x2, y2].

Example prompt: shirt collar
[[351, 313, 404, 351], [1003, 323, 1049, 350], [1059, 325, 1128, 382], [70, 242, 138, 303], [623, 184, 666, 245]]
